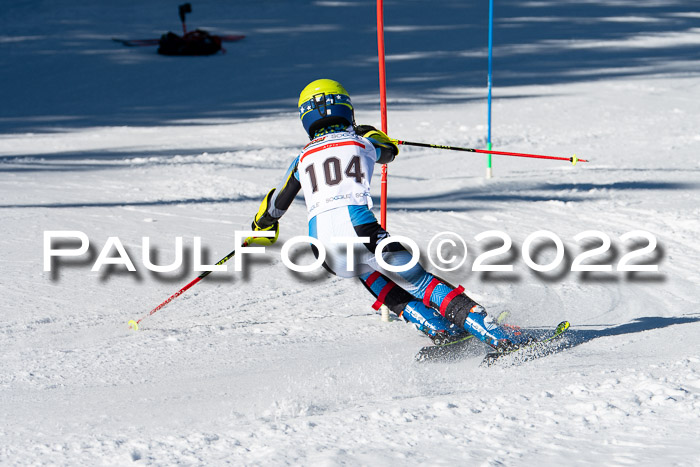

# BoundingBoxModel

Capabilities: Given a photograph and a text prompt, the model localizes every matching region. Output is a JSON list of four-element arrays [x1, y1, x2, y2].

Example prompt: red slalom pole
[[396, 140, 589, 165], [376, 0, 389, 228], [127, 242, 247, 330]]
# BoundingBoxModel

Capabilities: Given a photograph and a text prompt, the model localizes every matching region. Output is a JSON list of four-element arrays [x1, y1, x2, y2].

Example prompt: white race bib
[[297, 132, 376, 218]]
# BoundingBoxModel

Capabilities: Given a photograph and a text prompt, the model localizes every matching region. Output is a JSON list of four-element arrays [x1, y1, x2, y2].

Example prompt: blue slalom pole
[[487, 0, 494, 178]]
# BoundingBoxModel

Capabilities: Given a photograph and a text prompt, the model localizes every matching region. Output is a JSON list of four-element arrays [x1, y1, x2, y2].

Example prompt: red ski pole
[[127, 241, 247, 330], [395, 140, 588, 165]]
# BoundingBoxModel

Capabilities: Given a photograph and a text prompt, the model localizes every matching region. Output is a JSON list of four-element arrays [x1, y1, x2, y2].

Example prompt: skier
[[246, 79, 524, 350]]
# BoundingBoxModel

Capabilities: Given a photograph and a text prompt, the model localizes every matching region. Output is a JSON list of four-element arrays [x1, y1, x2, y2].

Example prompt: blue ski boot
[[402, 300, 468, 344], [463, 305, 531, 350]]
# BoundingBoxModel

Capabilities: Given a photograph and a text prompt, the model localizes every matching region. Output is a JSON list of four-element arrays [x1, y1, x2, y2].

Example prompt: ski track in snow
[[2, 0, 700, 465]]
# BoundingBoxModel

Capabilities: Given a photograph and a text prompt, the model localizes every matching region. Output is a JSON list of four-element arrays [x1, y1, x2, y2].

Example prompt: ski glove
[[355, 125, 399, 153], [355, 125, 399, 164], [246, 188, 280, 246]]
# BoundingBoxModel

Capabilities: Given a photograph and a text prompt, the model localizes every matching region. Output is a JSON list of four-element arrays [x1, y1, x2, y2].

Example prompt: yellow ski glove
[[355, 125, 399, 156], [245, 189, 280, 246]]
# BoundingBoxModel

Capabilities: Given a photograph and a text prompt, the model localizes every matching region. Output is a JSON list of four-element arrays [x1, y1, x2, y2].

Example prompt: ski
[[211, 34, 246, 42], [112, 38, 160, 47], [113, 34, 244, 48], [415, 310, 510, 362], [481, 321, 571, 367]]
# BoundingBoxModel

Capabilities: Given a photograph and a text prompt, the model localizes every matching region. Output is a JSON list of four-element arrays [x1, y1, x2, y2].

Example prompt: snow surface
[[2, 0, 700, 465]]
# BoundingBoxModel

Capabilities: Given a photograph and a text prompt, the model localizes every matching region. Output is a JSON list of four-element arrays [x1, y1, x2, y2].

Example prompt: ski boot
[[463, 305, 533, 350], [402, 300, 469, 344]]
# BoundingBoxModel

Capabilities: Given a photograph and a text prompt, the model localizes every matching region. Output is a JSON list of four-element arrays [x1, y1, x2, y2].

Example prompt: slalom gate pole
[[395, 140, 588, 165], [487, 0, 494, 178], [376, 0, 391, 323], [376, 0, 389, 229], [127, 241, 247, 330]]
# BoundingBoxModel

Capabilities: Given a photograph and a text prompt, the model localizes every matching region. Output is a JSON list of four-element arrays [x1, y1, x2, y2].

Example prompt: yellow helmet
[[298, 79, 354, 138]]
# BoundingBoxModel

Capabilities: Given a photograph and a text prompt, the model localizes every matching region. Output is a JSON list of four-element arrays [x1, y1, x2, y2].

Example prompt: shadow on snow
[[1, 0, 700, 133], [565, 315, 700, 350]]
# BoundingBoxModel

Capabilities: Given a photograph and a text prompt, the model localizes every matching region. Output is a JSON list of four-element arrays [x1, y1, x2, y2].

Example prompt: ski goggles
[[299, 92, 352, 119]]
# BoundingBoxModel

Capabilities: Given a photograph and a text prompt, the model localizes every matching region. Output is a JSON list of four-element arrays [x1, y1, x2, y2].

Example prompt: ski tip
[[127, 320, 139, 331], [555, 321, 570, 334], [496, 310, 510, 323]]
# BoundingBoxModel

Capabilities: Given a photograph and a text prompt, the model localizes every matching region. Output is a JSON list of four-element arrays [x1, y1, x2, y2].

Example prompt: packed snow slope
[[1, 0, 700, 465]]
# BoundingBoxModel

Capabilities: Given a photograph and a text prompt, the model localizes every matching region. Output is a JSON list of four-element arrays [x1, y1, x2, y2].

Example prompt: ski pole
[[395, 140, 588, 165], [127, 241, 247, 330]]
